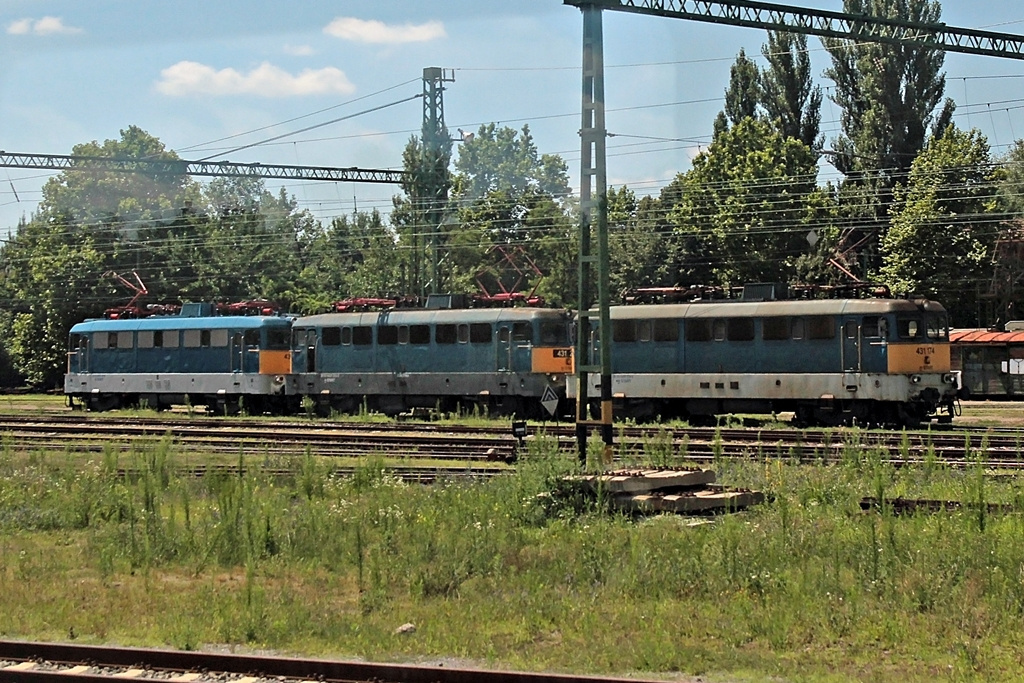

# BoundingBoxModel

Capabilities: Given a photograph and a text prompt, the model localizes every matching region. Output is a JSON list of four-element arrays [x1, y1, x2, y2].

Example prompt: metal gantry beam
[[565, 0, 1024, 60], [0, 151, 408, 184]]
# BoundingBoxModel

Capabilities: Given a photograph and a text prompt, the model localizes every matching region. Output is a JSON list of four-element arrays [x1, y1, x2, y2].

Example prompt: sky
[[2, 0, 1024, 235]]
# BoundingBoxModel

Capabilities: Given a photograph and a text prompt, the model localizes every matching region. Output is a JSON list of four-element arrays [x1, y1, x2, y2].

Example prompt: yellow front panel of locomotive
[[532, 347, 574, 374], [887, 342, 951, 373], [260, 350, 292, 374]]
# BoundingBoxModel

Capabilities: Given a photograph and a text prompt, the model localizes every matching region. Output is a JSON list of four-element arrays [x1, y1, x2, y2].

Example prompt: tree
[[713, 48, 761, 137], [668, 118, 831, 288], [879, 126, 997, 325], [607, 186, 675, 293], [451, 124, 575, 304], [761, 31, 822, 150], [823, 0, 954, 190]]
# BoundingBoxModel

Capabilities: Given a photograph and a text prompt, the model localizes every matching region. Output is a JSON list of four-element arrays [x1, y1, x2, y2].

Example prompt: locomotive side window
[[138, 331, 154, 348], [470, 323, 492, 343], [513, 322, 533, 343], [398, 326, 410, 344], [808, 316, 835, 340], [243, 330, 258, 346], [540, 321, 564, 344], [458, 324, 469, 343], [409, 324, 430, 345], [638, 320, 652, 342], [184, 330, 201, 348], [862, 317, 880, 337], [200, 330, 212, 347], [613, 319, 637, 343], [341, 327, 352, 345], [791, 318, 805, 340], [763, 317, 789, 341], [352, 326, 372, 346], [321, 327, 341, 346], [378, 325, 398, 345], [436, 324, 457, 344], [727, 318, 754, 341], [653, 319, 679, 342], [713, 319, 727, 341], [211, 329, 229, 347], [686, 319, 712, 342]]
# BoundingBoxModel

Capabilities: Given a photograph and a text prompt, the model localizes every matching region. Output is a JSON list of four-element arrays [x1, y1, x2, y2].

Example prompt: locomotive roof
[[70, 315, 292, 333], [295, 307, 568, 327], [607, 298, 946, 319]]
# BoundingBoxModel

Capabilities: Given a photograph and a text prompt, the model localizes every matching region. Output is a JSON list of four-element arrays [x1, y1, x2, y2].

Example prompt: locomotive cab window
[[862, 316, 881, 337], [925, 315, 949, 341], [540, 321, 564, 345], [512, 322, 533, 343], [897, 318, 920, 340], [844, 321, 858, 338], [243, 330, 258, 346], [266, 329, 290, 349]]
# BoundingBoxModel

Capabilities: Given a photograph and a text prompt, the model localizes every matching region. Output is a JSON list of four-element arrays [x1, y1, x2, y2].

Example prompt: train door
[[842, 318, 861, 373], [243, 329, 261, 373], [497, 323, 512, 372], [68, 333, 89, 373], [230, 332, 243, 373]]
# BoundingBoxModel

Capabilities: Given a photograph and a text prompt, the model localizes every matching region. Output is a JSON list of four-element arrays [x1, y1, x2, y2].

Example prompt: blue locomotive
[[64, 303, 296, 414], [572, 286, 959, 427], [289, 305, 574, 417]]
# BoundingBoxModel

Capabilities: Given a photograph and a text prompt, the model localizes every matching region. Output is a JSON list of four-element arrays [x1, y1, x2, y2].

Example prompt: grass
[[3, 425, 1024, 682]]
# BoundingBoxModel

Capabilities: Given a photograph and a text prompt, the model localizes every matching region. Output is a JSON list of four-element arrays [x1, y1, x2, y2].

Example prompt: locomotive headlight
[[910, 374, 922, 384], [274, 375, 285, 384], [943, 373, 957, 384]]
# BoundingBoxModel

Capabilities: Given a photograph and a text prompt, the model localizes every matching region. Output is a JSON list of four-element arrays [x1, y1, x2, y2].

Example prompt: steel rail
[[0, 640, 666, 683]]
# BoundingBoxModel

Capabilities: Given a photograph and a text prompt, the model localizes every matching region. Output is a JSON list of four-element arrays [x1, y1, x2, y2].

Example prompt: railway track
[[1, 414, 1023, 471], [0, 640, 667, 683]]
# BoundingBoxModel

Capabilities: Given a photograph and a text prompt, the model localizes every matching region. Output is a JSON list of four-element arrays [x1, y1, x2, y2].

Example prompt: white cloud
[[284, 44, 315, 57], [6, 16, 82, 36], [155, 61, 355, 98], [324, 17, 445, 44]]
